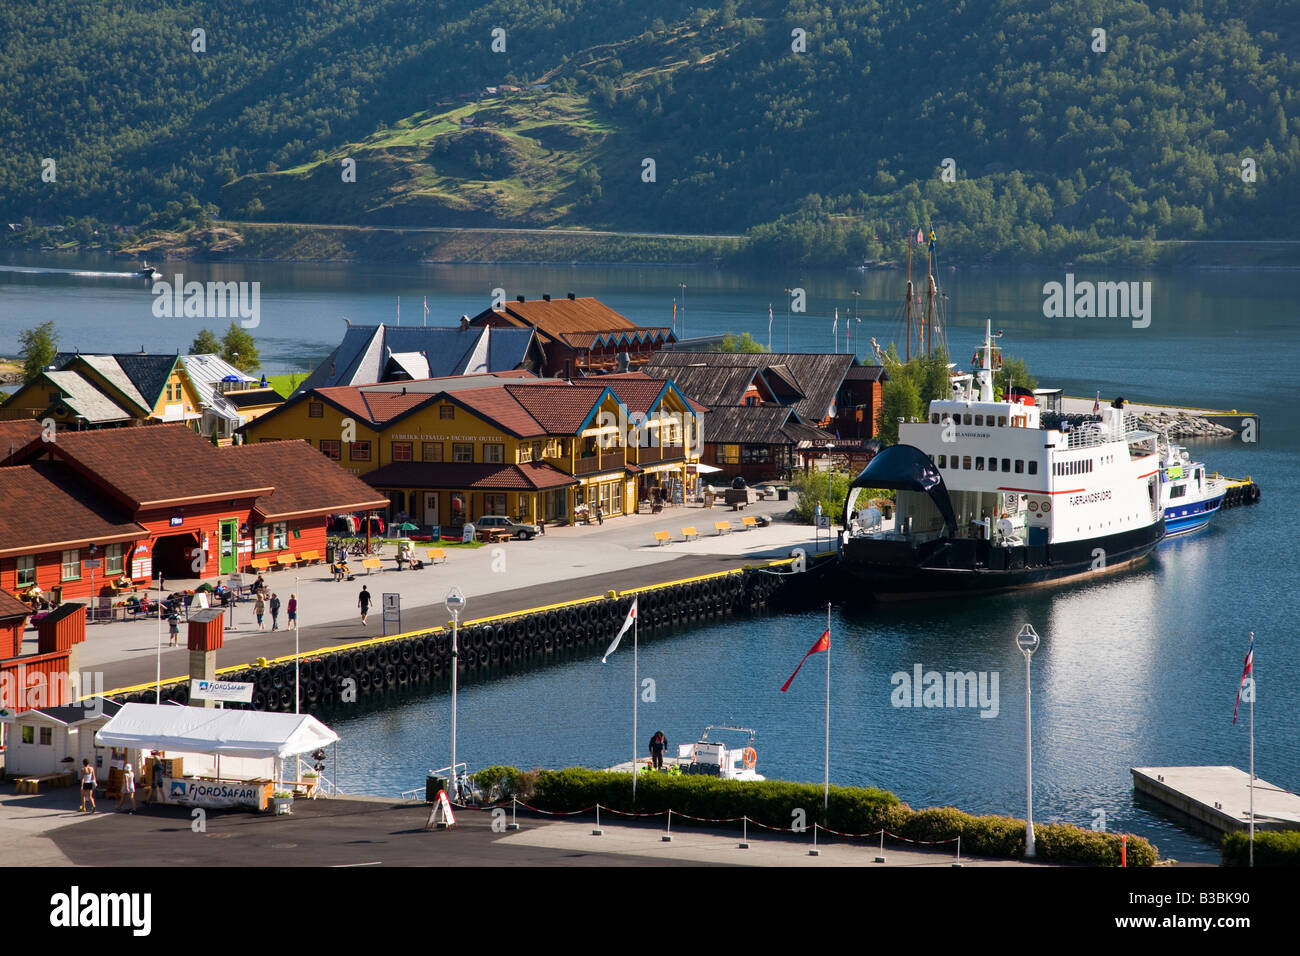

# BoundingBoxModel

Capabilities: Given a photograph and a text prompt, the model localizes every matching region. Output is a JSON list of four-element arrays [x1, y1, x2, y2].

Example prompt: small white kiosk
[[95, 704, 339, 811]]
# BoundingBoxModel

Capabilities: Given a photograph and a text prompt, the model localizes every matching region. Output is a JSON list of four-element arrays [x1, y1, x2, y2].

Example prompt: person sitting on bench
[[332, 558, 350, 581]]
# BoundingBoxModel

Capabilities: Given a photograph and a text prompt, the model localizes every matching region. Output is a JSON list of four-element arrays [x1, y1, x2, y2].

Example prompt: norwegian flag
[[1233, 632, 1254, 724], [601, 598, 638, 663], [914, 227, 924, 245]]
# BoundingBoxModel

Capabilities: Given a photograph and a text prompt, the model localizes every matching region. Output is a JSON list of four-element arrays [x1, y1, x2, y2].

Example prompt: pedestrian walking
[[269, 593, 281, 630], [167, 610, 180, 647], [287, 593, 297, 630], [648, 731, 668, 771], [80, 758, 97, 812], [117, 762, 136, 813], [358, 585, 372, 626], [595, 505, 604, 525], [254, 591, 266, 630], [149, 756, 165, 804]]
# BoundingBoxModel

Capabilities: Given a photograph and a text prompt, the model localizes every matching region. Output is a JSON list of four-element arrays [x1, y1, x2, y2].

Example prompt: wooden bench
[[425, 548, 447, 565], [249, 557, 271, 573], [275, 554, 297, 569], [298, 549, 322, 565], [653, 531, 672, 546], [14, 772, 75, 794], [681, 527, 699, 541], [741, 516, 758, 530], [361, 558, 383, 574], [714, 520, 733, 535]]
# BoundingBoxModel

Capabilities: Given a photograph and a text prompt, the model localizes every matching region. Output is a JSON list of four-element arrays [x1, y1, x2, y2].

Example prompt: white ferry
[[841, 321, 1166, 598], [1159, 438, 1227, 536]]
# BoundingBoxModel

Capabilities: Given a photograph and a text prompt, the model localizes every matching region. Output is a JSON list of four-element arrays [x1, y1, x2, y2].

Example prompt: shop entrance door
[[424, 492, 439, 529], [219, 519, 237, 574]]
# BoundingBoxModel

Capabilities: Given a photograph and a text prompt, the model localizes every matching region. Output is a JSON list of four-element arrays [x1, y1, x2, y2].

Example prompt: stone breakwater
[[1129, 412, 1236, 439]]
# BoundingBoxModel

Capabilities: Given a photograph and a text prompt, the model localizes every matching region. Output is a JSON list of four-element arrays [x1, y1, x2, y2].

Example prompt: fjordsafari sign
[[190, 679, 254, 703]]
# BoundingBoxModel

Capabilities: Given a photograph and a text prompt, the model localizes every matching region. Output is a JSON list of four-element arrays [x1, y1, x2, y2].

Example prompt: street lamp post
[[1016, 623, 1041, 857], [444, 586, 466, 800], [294, 575, 300, 714]]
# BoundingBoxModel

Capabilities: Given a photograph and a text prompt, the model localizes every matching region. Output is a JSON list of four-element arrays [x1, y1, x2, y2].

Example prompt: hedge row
[[478, 766, 1157, 866], [1222, 830, 1300, 866]]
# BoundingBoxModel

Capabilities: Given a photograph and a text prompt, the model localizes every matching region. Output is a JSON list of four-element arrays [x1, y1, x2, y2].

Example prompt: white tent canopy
[[96, 703, 338, 759]]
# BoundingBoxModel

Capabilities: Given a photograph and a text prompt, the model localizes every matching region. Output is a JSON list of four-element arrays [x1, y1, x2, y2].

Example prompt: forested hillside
[[2, 0, 1297, 264]]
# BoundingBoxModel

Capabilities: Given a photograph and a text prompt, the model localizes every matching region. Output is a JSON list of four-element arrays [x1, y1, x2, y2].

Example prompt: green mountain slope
[[2, 0, 1298, 264]]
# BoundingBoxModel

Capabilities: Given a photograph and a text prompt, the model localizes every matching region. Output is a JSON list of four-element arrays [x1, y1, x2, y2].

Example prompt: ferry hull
[[839, 521, 1165, 601]]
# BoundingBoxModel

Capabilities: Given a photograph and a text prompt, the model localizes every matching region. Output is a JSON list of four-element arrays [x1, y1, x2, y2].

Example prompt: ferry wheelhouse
[[841, 322, 1166, 598]]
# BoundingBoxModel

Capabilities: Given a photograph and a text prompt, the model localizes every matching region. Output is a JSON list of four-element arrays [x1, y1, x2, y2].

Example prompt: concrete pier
[[1131, 766, 1300, 833]]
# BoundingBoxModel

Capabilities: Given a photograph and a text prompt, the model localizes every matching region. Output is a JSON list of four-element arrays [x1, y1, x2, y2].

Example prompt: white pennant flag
[[601, 598, 638, 663]]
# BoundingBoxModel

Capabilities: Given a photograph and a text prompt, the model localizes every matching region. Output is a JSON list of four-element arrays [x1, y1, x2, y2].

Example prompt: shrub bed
[[1222, 830, 1300, 866], [473, 766, 1158, 866]]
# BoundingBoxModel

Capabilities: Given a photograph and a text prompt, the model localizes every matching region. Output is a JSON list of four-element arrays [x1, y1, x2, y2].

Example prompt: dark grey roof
[[781, 420, 837, 445], [845, 364, 888, 382], [642, 363, 757, 409], [703, 405, 801, 445], [29, 698, 122, 726], [645, 352, 856, 425], [109, 354, 179, 407], [298, 325, 538, 393]]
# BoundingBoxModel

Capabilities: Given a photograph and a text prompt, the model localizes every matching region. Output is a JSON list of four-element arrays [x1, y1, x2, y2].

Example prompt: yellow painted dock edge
[[102, 557, 798, 698]]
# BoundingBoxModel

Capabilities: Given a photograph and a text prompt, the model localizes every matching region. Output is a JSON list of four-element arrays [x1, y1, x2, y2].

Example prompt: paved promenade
[[29, 497, 836, 693], [4, 791, 1044, 868]]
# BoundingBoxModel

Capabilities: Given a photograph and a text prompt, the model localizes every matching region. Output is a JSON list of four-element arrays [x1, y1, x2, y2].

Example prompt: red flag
[[781, 630, 830, 692]]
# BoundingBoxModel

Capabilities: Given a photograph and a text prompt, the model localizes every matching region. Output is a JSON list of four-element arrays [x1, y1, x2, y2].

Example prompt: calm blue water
[[3, 253, 1293, 862]]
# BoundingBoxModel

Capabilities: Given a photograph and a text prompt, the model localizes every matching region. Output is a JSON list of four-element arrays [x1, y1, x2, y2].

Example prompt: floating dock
[[1131, 766, 1300, 833]]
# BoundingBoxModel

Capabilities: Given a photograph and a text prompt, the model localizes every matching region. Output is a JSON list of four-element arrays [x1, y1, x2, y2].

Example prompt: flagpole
[[633, 613, 638, 803], [1249, 631, 1255, 868], [824, 601, 831, 810]]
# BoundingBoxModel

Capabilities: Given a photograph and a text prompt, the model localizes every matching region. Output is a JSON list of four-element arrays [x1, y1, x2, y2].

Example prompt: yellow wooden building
[[239, 372, 704, 528], [0, 352, 205, 428]]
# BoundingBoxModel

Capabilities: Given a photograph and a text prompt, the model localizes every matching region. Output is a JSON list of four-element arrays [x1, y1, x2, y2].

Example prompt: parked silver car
[[474, 515, 540, 540]]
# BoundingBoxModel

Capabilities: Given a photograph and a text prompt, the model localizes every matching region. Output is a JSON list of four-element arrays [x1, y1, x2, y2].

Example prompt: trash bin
[[777, 488, 789, 501], [426, 773, 447, 803]]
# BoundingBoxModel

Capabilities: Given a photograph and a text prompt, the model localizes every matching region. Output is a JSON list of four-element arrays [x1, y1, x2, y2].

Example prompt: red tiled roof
[[0, 420, 44, 461], [0, 587, 33, 621], [444, 386, 548, 437], [363, 461, 578, 491], [12, 424, 273, 509], [312, 387, 431, 425], [504, 383, 608, 433], [225, 441, 390, 521], [490, 297, 640, 340], [0, 464, 148, 558]]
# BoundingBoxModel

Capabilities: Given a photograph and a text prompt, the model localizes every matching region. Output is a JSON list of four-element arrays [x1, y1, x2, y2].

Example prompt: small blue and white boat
[[1159, 437, 1226, 536]]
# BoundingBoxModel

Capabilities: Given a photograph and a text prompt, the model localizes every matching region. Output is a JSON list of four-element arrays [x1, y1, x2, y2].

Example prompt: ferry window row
[[1053, 459, 1093, 477], [934, 454, 1037, 475], [932, 413, 1010, 427]]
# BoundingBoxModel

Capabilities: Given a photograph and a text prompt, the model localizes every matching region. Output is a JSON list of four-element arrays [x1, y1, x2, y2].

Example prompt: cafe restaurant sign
[[390, 434, 485, 442]]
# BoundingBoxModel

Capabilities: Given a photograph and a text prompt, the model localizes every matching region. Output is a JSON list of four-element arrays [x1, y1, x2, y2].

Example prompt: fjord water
[[3, 254, 1294, 862]]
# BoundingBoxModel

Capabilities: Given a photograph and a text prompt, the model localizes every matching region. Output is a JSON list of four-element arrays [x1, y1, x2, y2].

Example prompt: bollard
[[808, 822, 820, 857], [592, 803, 603, 836], [952, 834, 963, 868], [663, 808, 673, 842], [507, 795, 519, 831], [875, 829, 886, 863], [1121, 834, 1127, 868], [738, 815, 750, 849]]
